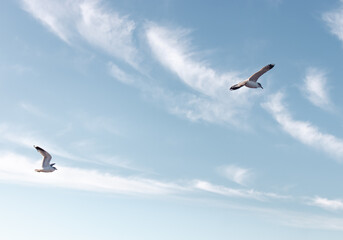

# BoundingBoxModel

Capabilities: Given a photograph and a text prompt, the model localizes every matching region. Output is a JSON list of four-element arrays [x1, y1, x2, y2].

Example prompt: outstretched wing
[[34, 145, 52, 168], [248, 64, 275, 82], [230, 80, 248, 91]]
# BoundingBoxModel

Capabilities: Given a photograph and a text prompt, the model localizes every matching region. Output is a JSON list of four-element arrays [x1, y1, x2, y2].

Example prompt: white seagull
[[230, 64, 275, 91], [34, 145, 57, 173]]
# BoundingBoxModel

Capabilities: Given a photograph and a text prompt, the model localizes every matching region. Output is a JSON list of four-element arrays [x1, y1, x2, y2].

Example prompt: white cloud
[[107, 61, 249, 127], [21, 0, 138, 66], [303, 67, 331, 109], [144, 23, 264, 127], [108, 62, 135, 85], [218, 165, 252, 186], [21, 0, 76, 43], [0, 151, 288, 201], [145, 23, 239, 97], [0, 152, 186, 195], [22, 1, 264, 127], [309, 196, 343, 211], [193, 180, 289, 201], [166, 93, 245, 126], [77, 1, 138, 66], [0, 123, 94, 164], [6, 152, 343, 232], [263, 92, 343, 161], [323, 1, 343, 44]]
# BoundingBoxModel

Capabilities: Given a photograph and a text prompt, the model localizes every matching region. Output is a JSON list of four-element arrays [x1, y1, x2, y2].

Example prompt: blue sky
[[2, 0, 343, 239]]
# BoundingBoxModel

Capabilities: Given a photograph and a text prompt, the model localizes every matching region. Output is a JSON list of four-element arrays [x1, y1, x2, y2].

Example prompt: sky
[[1, 0, 343, 239]]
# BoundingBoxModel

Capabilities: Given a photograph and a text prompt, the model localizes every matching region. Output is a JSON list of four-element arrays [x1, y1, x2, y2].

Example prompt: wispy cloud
[[21, 0, 76, 43], [0, 152, 186, 195], [144, 23, 263, 127], [0, 150, 290, 200], [21, 0, 138, 66], [145, 23, 239, 97], [22, 0, 265, 128], [309, 196, 343, 211], [323, 1, 343, 44], [1, 150, 343, 231], [108, 62, 135, 85], [193, 180, 289, 201], [77, 1, 138, 66], [0, 123, 93, 164], [218, 165, 252, 186], [302, 67, 332, 110], [107, 60, 249, 127], [263, 92, 343, 161]]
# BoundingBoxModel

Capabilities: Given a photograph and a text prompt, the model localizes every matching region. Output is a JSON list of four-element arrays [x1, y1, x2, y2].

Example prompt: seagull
[[34, 145, 57, 173], [230, 64, 275, 91]]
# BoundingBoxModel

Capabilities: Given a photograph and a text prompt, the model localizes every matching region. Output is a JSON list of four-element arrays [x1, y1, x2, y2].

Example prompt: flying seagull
[[34, 145, 57, 173], [230, 64, 275, 91]]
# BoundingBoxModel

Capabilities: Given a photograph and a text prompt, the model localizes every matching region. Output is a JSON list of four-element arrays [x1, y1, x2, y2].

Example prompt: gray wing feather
[[248, 64, 275, 82], [34, 146, 52, 168]]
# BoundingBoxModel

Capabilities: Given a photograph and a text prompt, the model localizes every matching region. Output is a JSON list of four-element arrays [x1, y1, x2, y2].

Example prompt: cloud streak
[[263, 92, 343, 161], [2, 150, 343, 232], [0, 123, 90, 164], [77, 1, 138, 66], [0, 150, 290, 201], [309, 196, 343, 211], [218, 165, 252, 186], [21, 0, 138, 66], [193, 180, 290, 201], [0, 152, 187, 195], [144, 23, 265, 127], [145, 23, 240, 98], [323, 1, 343, 44], [303, 67, 331, 110], [21, 1, 265, 128]]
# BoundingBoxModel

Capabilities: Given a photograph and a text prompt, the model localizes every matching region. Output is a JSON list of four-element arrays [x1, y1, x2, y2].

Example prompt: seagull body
[[34, 145, 57, 173], [230, 64, 275, 91]]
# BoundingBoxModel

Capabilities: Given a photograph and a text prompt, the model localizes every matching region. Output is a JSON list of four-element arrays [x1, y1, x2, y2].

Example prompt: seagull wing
[[230, 79, 248, 91], [248, 64, 275, 82], [34, 145, 52, 168]]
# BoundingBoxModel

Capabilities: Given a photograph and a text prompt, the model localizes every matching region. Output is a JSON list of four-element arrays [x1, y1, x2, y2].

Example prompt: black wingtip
[[269, 64, 275, 69], [230, 85, 243, 91], [34, 145, 45, 152]]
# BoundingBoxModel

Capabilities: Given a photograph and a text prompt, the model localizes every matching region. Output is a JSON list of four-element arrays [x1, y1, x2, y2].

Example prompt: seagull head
[[258, 82, 263, 89]]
